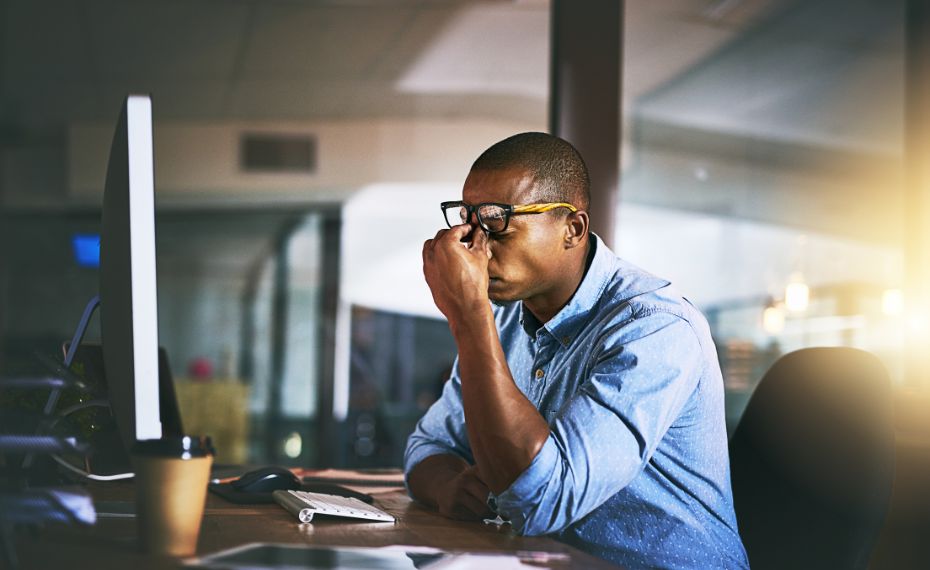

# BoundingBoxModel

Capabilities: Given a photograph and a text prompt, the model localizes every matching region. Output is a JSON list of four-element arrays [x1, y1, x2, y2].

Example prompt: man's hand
[[422, 224, 492, 322], [408, 455, 494, 521], [434, 465, 494, 521]]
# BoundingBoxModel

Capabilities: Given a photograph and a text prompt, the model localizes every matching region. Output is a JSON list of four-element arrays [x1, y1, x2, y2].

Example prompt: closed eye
[[489, 230, 513, 241]]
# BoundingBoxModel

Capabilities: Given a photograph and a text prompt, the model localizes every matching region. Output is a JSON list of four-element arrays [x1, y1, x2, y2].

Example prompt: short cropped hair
[[470, 132, 590, 211]]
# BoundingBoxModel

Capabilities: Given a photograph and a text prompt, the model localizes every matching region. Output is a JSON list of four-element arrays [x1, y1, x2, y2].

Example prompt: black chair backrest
[[729, 347, 895, 570]]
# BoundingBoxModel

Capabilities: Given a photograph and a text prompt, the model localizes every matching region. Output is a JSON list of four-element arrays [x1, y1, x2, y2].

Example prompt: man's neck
[[523, 238, 593, 325]]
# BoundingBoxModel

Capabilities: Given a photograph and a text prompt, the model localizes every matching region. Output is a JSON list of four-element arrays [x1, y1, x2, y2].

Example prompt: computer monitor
[[99, 94, 163, 449]]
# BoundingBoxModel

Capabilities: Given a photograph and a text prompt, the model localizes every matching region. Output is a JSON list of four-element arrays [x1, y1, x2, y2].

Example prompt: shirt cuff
[[492, 435, 559, 532]]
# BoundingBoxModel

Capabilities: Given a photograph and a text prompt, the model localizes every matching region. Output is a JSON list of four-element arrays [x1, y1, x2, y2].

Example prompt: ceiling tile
[[4, 0, 90, 81], [395, 4, 548, 98], [241, 4, 420, 78], [85, 0, 249, 79]]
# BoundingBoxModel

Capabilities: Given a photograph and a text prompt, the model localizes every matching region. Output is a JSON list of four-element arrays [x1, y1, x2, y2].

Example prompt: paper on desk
[[430, 553, 543, 569], [187, 543, 448, 569], [335, 484, 405, 495], [297, 468, 404, 483], [295, 468, 406, 494]]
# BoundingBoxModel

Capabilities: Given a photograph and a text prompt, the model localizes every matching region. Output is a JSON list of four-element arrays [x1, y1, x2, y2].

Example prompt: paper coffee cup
[[131, 436, 214, 557]]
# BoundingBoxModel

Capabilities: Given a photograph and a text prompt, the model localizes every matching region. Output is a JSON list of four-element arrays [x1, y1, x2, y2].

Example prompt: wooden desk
[[14, 482, 621, 569]]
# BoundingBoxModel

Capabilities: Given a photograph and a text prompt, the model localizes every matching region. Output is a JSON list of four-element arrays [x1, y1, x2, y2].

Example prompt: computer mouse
[[231, 466, 301, 493]]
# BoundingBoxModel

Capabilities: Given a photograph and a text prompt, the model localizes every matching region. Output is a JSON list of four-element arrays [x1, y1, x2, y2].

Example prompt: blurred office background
[[0, 0, 927, 479]]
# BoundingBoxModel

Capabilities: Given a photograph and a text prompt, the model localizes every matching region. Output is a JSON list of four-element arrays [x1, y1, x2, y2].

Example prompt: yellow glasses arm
[[512, 202, 578, 214]]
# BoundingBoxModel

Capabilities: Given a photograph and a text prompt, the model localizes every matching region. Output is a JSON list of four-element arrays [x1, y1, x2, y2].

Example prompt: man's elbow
[[503, 477, 621, 537], [500, 490, 578, 537], [515, 515, 553, 537], [510, 508, 573, 537]]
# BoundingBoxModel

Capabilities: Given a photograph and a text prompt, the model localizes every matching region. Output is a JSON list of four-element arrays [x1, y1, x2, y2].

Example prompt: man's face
[[461, 167, 571, 304]]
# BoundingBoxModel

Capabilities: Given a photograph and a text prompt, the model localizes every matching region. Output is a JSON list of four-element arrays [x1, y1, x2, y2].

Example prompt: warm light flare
[[284, 431, 303, 459], [762, 304, 786, 334], [785, 281, 810, 313], [882, 289, 904, 317], [906, 313, 929, 337]]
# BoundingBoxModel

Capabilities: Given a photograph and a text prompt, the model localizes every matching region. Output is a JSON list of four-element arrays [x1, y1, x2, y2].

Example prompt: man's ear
[[564, 210, 589, 249]]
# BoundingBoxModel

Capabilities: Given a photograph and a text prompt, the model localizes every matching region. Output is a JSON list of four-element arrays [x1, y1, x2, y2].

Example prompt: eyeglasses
[[440, 201, 578, 234]]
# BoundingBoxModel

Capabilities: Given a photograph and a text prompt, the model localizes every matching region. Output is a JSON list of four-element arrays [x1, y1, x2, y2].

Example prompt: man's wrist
[[447, 299, 494, 340]]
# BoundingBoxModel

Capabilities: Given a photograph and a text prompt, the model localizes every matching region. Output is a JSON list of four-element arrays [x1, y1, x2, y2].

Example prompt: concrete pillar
[[550, 0, 623, 248]]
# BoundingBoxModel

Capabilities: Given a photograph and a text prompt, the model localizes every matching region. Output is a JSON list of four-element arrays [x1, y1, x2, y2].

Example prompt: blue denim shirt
[[405, 235, 748, 569]]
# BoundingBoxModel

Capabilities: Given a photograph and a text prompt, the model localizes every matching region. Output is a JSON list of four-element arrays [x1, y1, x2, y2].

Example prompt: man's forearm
[[451, 305, 550, 494], [407, 454, 471, 508]]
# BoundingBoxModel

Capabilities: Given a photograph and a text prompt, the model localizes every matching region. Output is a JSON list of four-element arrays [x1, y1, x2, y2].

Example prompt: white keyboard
[[272, 489, 395, 524]]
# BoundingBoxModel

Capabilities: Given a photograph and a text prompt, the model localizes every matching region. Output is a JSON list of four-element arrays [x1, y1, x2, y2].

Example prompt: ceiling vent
[[240, 133, 317, 173]]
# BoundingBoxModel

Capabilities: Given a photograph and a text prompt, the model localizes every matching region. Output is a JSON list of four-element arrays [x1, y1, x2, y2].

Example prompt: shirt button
[[535, 369, 544, 379], [562, 336, 571, 344]]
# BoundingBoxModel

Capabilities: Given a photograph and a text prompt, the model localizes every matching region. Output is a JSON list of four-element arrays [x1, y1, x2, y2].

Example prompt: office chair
[[728, 347, 895, 570]]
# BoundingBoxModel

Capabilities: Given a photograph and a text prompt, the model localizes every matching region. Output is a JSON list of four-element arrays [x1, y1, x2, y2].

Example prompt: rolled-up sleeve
[[493, 310, 704, 536], [403, 358, 474, 486]]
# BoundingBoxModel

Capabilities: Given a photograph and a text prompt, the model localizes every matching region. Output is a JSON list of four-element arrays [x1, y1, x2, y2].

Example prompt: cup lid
[[131, 435, 215, 458]]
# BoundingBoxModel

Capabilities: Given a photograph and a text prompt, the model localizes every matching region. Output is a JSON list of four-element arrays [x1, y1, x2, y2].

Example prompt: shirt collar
[[520, 233, 670, 347]]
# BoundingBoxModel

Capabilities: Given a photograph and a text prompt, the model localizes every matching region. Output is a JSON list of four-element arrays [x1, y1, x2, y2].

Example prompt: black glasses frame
[[440, 201, 578, 234]]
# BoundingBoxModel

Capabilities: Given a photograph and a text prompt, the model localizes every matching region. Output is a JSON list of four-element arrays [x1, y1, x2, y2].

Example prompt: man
[[406, 132, 748, 569]]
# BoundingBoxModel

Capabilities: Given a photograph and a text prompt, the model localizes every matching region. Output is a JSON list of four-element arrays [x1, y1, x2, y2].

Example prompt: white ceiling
[[0, 0, 908, 245], [625, 0, 905, 244], [636, 0, 904, 154], [1, 0, 786, 134]]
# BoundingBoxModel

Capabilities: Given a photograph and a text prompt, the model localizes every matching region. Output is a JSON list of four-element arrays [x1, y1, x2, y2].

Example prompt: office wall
[[0, 216, 100, 341], [0, 144, 67, 205], [65, 119, 532, 203]]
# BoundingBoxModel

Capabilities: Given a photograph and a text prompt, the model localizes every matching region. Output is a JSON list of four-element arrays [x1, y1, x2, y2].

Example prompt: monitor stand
[[21, 296, 100, 469], [24, 295, 184, 474]]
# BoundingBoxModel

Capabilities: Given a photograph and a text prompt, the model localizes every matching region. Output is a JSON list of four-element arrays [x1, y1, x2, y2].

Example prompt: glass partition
[[621, 0, 907, 430]]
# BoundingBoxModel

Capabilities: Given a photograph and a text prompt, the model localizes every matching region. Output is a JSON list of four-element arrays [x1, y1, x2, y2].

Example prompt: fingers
[[445, 223, 472, 241], [422, 239, 431, 265], [423, 226, 459, 252], [457, 492, 491, 519], [424, 228, 448, 248], [437, 486, 488, 520], [463, 480, 490, 508], [435, 467, 496, 521], [454, 468, 491, 516], [424, 225, 477, 263], [422, 228, 448, 261], [462, 464, 487, 486], [469, 226, 492, 257], [460, 469, 493, 514]]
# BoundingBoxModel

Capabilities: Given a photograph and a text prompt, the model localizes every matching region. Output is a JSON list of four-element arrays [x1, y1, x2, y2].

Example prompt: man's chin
[[488, 279, 520, 305]]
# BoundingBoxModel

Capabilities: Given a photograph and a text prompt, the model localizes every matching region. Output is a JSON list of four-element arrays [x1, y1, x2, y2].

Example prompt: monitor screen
[[100, 94, 162, 447], [71, 234, 100, 268]]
